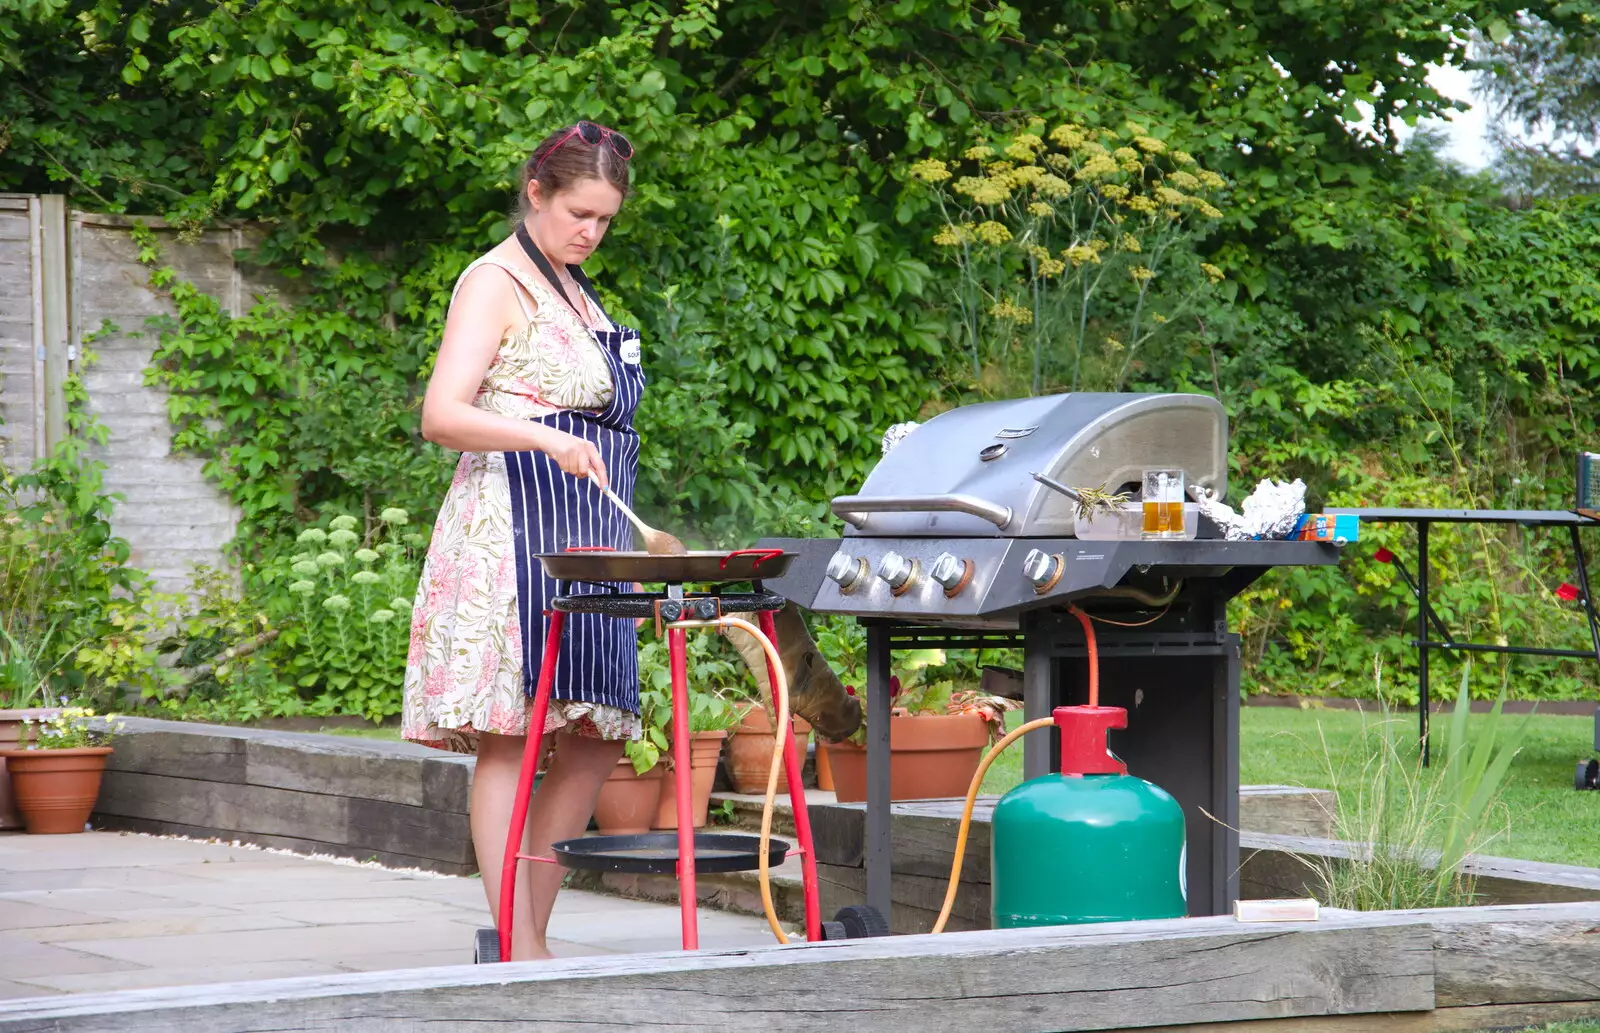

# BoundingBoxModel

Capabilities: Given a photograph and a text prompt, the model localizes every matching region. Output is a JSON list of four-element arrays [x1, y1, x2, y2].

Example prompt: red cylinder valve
[[1054, 705, 1128, 776]]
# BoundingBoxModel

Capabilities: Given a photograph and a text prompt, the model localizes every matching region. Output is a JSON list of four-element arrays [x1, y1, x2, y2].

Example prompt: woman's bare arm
[[420, 264, 609, 488]]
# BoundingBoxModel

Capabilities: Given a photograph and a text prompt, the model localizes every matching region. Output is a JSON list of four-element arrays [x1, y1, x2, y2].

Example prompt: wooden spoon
[[596, 482, 688, 555]]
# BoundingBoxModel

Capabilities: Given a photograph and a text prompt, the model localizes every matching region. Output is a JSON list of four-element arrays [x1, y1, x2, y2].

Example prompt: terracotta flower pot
[[592, 757, 664, 835], [0, 746, 113, 834], [825, 710, 991, 803], [652, 730, 727, 830], [814, 739, 835, 792], [724, 704, 810, 795], [0, 708, 61, 830]]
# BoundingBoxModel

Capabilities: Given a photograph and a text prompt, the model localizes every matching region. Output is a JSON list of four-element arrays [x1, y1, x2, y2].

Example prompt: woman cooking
[[402, 121, 641, 961]]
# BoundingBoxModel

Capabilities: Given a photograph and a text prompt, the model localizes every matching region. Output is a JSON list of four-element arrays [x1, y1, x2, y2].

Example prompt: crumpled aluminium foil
[[881, 421, 920, 456], [1190, 478, 1307, 541]]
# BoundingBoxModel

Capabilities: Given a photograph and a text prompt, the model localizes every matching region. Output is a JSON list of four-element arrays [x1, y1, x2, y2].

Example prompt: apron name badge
[[621, 340, 642, 365]]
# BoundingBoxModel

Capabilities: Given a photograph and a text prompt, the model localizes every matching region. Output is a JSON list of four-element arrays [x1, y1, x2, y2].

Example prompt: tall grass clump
[[1306, 661, 1529, 910]]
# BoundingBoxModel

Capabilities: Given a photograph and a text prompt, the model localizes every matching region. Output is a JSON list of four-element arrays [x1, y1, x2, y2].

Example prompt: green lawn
[[979, 705, 1600, 869]]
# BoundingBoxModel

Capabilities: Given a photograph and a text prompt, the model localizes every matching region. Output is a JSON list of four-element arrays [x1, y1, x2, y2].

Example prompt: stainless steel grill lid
[[831, 392, 1227, 538]]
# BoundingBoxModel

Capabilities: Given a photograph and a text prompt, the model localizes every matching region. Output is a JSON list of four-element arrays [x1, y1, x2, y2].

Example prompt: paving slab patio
[[0, 829, 778, 999]]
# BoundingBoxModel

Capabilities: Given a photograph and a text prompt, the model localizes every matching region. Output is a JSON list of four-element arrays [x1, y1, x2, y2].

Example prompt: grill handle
[[830, 494, 1014, 531]]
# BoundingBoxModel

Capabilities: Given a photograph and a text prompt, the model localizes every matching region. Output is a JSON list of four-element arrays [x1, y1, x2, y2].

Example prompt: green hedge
[[5, 0, 1600, 714]]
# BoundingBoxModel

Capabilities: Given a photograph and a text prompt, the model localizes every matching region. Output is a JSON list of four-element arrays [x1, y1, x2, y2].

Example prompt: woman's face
[[528, 178, 624, 266]]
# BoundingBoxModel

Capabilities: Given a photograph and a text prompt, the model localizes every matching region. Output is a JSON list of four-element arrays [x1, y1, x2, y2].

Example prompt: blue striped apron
[[502, 266, 646, 715]]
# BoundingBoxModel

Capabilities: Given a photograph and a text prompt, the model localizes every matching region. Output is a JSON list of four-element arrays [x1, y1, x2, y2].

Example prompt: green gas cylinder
[[991, 706, 1187, 928]]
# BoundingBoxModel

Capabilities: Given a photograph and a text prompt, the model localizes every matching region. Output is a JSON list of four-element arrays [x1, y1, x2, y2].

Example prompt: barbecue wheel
[[831, 904, 890, 939], [1577, 759, 1600, 791], [474, 928, 501, 964]]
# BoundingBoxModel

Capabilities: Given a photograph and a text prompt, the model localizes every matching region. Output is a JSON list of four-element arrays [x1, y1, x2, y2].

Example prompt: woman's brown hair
[[515, 124, 632, 220]]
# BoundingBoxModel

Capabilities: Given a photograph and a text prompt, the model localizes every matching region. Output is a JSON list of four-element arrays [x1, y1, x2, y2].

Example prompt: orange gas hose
[[931, 604, 1101, 934], [1069, 603, 1098, 707], [931, 716, 1055, 933]]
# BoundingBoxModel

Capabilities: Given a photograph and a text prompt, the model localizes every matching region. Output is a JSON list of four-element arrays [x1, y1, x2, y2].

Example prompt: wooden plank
[[0, 201, 37, 471], [1140, 1000, 1600, 1031], [1426, 901, 1600, 1007], [808, 797, 994, 881], [245, 737, 463, 811], [1239, 785, 1337, 838], [563, 865, 810, 926], [102, 719, 472, 814], [96, 769, 350, 840], [103, 723, 249, 784], [94, 770, 473, 866], [1241, 833, 1600, 907], [817, 860, 990, 934], [0, 910, 1437, 1033], [39, 193, 67, 453]]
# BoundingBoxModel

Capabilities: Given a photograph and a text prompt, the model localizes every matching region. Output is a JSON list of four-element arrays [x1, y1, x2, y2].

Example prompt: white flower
[[291, 560, 320, 578], [322, 595, 351, 612], [328, 528, 359, 548], [368, 609, 396, 624], [297, 528, 327, 546], [316, 551, 345, 568], [353, 549, 380, 564], [380, 507, 409, 525], [330, 515, 359, 532], [390, 597, 414, 612], [289, 580, 317, 595], [351, 570, 381, 585]]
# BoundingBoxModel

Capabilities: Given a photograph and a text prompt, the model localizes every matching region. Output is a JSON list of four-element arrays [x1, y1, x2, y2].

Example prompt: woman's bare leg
[[522, 731, 625, 951], [470, 728, 624, 960], [470, 731, 538, 958]]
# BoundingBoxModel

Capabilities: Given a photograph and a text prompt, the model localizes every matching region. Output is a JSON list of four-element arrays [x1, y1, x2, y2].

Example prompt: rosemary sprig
[[1072, 485, 1133, 520]]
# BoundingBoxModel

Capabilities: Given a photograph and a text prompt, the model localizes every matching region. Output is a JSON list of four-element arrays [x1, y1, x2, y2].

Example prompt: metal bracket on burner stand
[[653, 595, 722, 638]]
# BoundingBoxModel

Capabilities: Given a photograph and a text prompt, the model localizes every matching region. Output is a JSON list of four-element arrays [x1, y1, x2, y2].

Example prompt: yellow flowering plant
[[16, 706, 123, 750], [910, 119, 1229, 394]]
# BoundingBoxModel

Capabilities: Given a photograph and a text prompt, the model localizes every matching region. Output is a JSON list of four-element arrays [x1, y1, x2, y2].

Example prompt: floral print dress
[[401, 256, 642, 753]]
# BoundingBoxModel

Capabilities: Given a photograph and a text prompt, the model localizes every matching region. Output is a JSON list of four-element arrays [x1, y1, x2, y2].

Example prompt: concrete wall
[[70, 212, 261, 592], [0, 196, 266, 594]]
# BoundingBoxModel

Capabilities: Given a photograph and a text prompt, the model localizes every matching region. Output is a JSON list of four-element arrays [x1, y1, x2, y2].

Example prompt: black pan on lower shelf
[[552, 832, 791, 875]]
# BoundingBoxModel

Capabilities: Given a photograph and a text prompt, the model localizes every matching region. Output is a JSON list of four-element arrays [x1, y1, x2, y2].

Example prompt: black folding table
[[1327, 508, 1600, 764]]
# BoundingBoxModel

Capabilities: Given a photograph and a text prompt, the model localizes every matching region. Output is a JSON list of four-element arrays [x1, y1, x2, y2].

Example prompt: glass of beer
[[1141, 468, 1186, 540]]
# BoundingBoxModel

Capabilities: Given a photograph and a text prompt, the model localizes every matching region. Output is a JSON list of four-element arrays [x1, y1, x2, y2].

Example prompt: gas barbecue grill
[[759, 392, 1341, 922]]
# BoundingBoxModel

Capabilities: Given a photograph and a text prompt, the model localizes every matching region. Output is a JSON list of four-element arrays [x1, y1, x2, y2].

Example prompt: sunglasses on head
[[532, 120, 634, 179]]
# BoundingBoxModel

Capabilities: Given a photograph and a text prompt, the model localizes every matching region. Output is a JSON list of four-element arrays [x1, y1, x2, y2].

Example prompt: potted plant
[[592, 755, 663, 836], [724, 699, 812, 796], [0, 705, 121, 834], [592, 634, 741, 835], [821, 647, 1020, 804], [644, 647, 744, 830], [0, 619, 73, 830]]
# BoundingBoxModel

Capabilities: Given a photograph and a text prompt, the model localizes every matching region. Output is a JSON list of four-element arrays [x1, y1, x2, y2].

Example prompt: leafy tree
[[1473, 12, 1600, 199], [9, 0, 1600, 711]]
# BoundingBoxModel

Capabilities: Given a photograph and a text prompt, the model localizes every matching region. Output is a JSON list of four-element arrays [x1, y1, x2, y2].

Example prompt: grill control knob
[[930, 552, 975, 598], [825, 552, 868, 592], [877, 551, 921, 596], [1022, 548, 1064, 594]]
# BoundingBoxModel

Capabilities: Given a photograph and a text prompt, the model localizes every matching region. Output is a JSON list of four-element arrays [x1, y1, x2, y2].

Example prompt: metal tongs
[[1030, 470, 1087, 505]]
